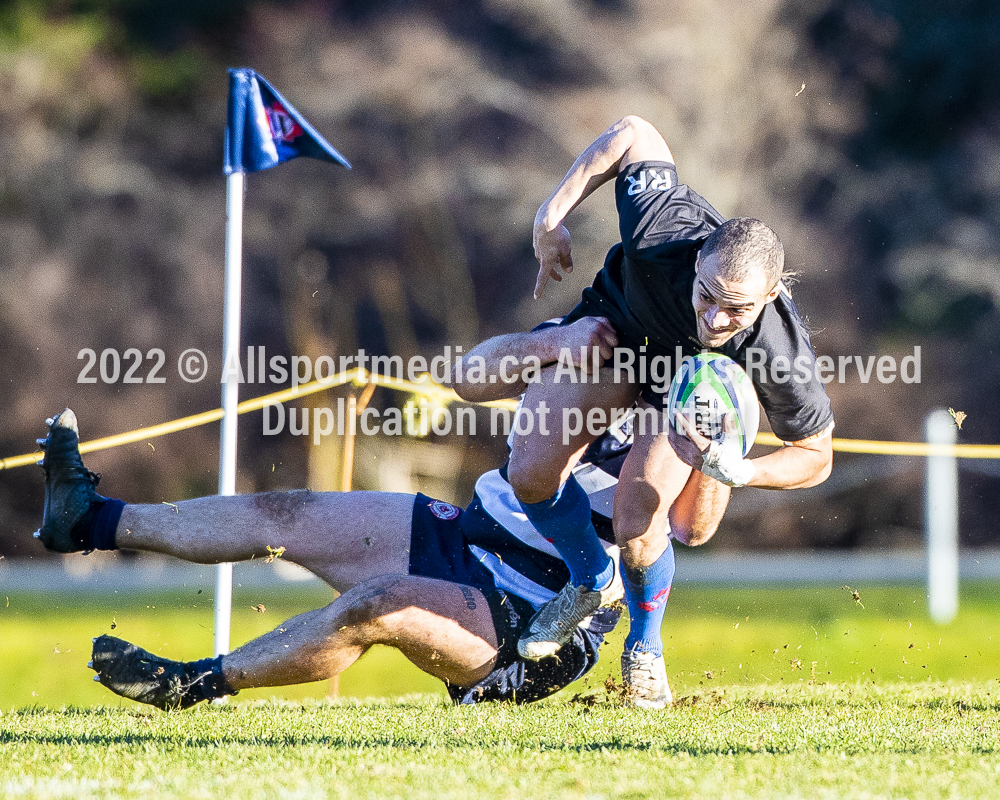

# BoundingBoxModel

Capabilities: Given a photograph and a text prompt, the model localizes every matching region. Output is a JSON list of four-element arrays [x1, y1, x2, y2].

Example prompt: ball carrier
[[501, 116, 836, 707]]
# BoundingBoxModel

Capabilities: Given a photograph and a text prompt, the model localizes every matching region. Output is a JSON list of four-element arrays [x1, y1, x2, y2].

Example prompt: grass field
[[3, 580, 1000, 798], [3, 686, 1000, 800]]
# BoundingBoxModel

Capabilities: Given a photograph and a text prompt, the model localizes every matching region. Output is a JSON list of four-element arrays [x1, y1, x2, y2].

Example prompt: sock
[[184, 656, 238, 703], [519, 474, 613, 590], [623, 540, 676, 657], [70, 498, 126, 551]]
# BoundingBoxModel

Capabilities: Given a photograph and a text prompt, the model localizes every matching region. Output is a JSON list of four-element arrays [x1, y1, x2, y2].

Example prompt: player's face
[[692, 252, 780, 348]]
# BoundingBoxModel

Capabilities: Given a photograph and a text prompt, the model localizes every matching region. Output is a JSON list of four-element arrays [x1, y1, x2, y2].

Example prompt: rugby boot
[[90, 635, 236, 710], [517, 562, 624, 660], [621, 646, 673, 709], [36, 409, 101, 553]]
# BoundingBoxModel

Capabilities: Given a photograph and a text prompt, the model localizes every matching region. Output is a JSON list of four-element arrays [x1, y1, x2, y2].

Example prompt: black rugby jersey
[[566, 160, 834, 443]]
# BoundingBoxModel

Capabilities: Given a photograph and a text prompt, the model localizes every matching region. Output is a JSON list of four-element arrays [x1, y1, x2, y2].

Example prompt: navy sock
[[623, 540, 676, 657], [185, 656, 238, 702], [71, 498, 126, 551], [518, 475, 613, 590]]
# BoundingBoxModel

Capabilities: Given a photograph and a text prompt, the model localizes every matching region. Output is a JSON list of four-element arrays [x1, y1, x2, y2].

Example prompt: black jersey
[[564, 160, 835, 443]]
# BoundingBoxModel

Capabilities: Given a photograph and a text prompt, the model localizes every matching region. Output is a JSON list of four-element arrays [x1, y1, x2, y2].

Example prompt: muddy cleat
[[37, 409, 101, 553], [517, 563, 624, 660], [621, 646, 673, 709], [90, 635, 235, 710]]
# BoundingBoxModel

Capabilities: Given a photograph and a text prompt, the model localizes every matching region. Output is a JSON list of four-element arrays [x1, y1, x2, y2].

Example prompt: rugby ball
[[666, 353, 759, 457]]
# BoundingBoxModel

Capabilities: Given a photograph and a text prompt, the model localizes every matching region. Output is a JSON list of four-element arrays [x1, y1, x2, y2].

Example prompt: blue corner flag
[[224, 68, 351, 175]]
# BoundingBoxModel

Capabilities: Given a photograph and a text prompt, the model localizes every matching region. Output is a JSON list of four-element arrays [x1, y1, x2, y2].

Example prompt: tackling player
[[35, 319, 727, 711]]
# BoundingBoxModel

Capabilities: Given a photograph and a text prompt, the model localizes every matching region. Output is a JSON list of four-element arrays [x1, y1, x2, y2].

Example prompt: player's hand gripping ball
[[666, 353, 760, 486]]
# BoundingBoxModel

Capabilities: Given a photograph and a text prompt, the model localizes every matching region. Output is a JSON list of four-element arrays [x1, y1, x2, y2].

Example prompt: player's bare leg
[[613, 407, 693, 569], [221, 576, 498, 690], [507, 365, 638, 504], [612, 406, 728, 708], [116, 491, 413, 593], [89, 576, 499, 710], [506, 368, 638, 659], [35, 408, 413, 594]]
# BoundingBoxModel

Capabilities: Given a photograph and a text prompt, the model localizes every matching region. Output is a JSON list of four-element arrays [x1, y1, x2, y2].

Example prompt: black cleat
[[37, 409, 100, 553], [90, 635, 231, 710]]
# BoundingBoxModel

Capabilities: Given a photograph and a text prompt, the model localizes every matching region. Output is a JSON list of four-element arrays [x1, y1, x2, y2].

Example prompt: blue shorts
[[408, 493, 607, 704]]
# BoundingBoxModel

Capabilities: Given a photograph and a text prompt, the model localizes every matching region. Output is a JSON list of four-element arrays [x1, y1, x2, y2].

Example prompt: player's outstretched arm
[[446, 316, 618, 403], [533, 115, 674, 299]]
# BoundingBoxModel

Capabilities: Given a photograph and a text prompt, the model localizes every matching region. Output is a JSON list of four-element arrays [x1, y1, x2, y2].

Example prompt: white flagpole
[[215, 169, 245, 659]]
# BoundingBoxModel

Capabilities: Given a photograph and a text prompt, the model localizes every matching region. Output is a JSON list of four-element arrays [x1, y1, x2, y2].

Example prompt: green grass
[[3, 581, 1000, 798], [4, 581, 999, 708], [2, 687, 1000, 799], [3, 582, 446, 709]]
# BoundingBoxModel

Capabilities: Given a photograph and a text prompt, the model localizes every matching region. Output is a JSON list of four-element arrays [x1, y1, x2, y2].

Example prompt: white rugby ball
[[666, 353, 760, 457]]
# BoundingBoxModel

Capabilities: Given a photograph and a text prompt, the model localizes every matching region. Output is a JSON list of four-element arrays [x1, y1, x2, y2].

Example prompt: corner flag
[[224, 68, 351, 174], [215, 68, 351, 671]]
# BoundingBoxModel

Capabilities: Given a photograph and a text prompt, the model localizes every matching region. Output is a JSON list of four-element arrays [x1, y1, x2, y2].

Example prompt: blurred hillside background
[[0, 0, 997, 559]]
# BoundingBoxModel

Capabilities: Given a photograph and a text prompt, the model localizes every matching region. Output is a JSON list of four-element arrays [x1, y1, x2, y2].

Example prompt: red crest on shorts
[[429, 501, 460, 520]]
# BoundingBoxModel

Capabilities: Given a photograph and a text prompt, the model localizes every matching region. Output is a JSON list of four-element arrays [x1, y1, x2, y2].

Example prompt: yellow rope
[[754, 433, 1000, 458], [1, 371, 995, 469], [0, 370, 517, 471]]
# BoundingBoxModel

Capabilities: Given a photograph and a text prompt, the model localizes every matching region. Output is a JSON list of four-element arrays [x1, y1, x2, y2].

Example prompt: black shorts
[[408, 493, 607, 704]]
